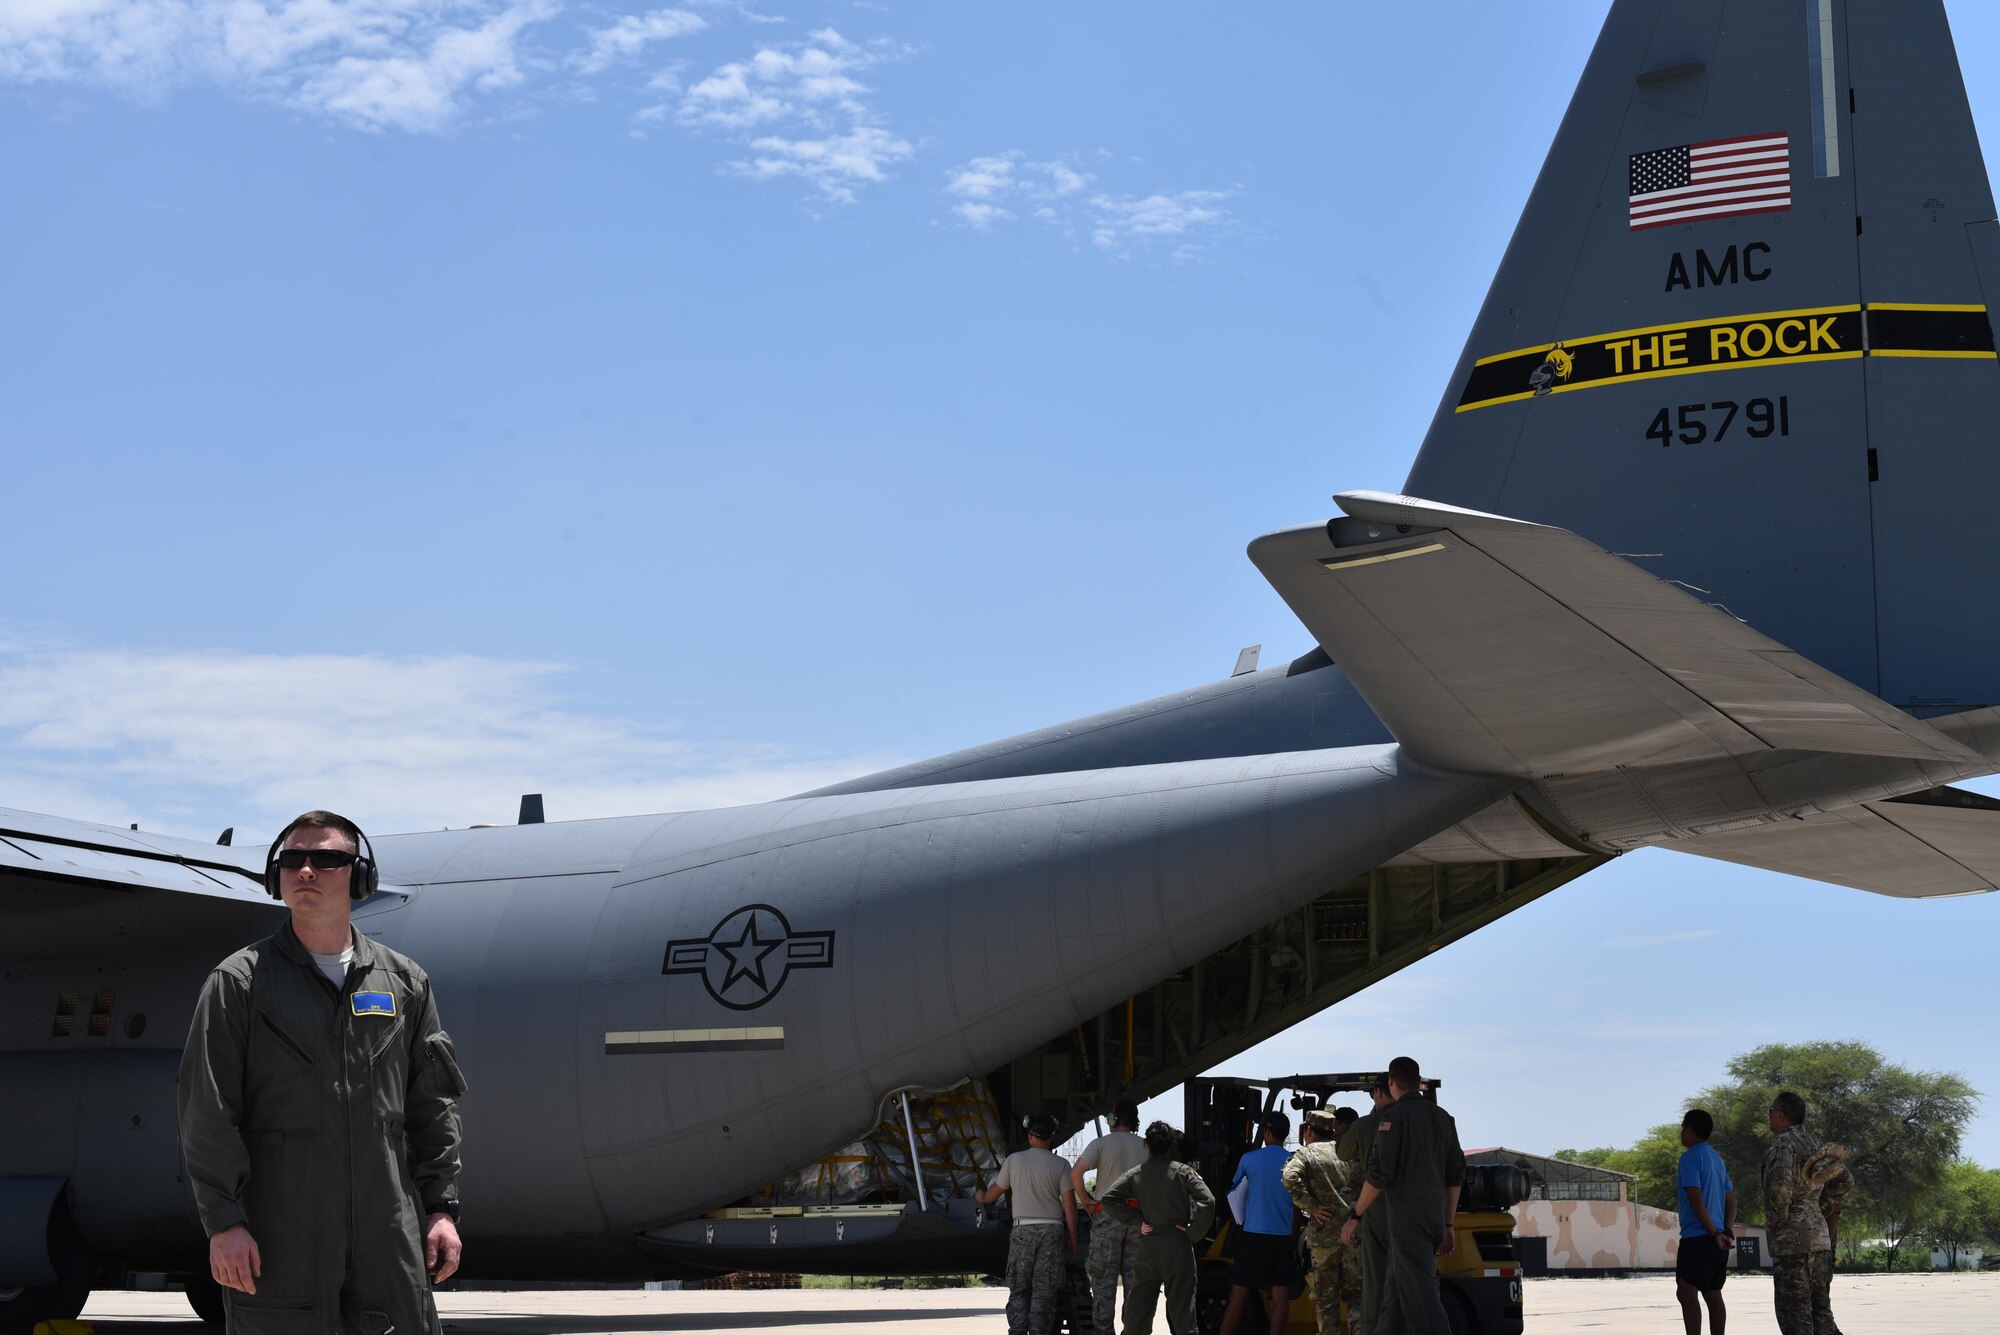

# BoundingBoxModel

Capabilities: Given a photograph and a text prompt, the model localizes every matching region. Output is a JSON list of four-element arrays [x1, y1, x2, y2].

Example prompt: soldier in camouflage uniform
[[1762, 1091, 1853, 1335], [1282, 1107, 1363, 1335], [977, 1115, 1078, 1335], [1074, 1101, 1149, 1335]]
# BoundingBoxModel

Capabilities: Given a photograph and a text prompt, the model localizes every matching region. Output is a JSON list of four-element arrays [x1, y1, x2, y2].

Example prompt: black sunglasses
[[276, 849, 358, 872]]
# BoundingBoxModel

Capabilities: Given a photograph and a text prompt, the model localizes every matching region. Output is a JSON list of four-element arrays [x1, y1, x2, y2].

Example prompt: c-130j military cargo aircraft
[[7, 0, 2000, 1325]]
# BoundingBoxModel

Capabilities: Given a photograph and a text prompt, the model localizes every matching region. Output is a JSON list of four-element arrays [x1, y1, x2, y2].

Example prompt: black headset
[[264, 813, 380, 901], [1022, 1114, 1059, 1140]]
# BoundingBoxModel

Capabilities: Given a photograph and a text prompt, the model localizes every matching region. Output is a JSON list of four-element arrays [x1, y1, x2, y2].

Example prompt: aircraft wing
[[1667, 785, 2000, 899], [1248, 492, 1984, 777], [0, 806, 274, 905]]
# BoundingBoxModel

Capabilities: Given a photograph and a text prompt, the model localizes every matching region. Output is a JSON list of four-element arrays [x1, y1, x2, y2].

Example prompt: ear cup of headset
[[263, 820, 295, 901], [351, 831, 380, 900]]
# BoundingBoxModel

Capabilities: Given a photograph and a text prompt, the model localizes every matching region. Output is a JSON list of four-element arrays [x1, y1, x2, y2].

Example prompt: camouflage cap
[[1303, 1108, 1340, 1136]]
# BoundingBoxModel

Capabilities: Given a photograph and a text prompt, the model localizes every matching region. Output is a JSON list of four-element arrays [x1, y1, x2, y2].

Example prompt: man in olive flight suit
[[1100, 1121, 1217, 1335], [1334, 1079, 1392, 1335], [179, 810, 467, 1335], [1341, 1057, 1463, 1335]]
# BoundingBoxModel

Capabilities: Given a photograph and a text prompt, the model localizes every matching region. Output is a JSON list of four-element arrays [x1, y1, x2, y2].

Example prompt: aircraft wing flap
[[1249, 493, 1981, 775], [1669, 787, 2000, 898], [0, 807, 271, 903]]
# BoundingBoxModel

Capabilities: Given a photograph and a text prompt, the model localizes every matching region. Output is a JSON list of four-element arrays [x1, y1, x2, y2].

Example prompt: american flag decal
[[1628, 133, 1791, 230]]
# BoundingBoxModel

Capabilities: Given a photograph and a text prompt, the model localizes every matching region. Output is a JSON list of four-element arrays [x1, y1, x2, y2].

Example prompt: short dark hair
[[278, 809, 362, 854], [1773, 1091, 1807, 1126], [1113, 1100, 1141, 1130], [1144, 1120, 1179, 1156], [1682, 1109, 1715, 1141], [1387, 1056, 1421, 1087], [1332, 1106, 1360, 1126], [1259, 1110, 1290, 1140], [1369, 1078, 1391, 1098]]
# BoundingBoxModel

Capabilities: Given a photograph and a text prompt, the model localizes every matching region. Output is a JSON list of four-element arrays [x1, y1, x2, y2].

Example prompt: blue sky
[[4, 2, 1999, 1172]]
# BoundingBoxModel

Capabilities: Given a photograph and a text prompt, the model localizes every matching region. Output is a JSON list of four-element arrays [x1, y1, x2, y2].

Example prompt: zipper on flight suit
[[334, 943, 361, 1299]]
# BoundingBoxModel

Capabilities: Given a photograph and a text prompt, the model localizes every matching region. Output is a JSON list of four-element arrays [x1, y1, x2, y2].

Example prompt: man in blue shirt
[[1221, 1111, 1299, 1335], [1675, 1108, 1736, 1335]]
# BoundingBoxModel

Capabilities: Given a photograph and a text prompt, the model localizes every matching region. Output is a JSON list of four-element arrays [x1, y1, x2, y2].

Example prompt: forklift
[[1184, 1074, 1528, 1335]]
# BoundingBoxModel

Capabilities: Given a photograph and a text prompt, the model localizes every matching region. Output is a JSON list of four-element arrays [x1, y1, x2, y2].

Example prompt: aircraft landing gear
[[182, 1271, 227, 1326], [0, 1197, 92, 1335], [0, 1273, 90, 1334]]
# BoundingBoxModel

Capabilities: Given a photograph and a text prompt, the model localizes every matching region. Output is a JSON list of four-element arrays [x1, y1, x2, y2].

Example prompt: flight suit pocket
[[242, 1130, 319, 1301], [225, 1294, 320, 1334], [257, 1013, 315, 1066], [422, 1033, 468, 1097]]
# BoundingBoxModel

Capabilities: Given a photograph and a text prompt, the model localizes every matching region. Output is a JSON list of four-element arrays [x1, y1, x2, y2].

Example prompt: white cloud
[[677, 27, 912, 201], [731, 124, 912, 202], [1087, 189, 1233, 256], [574, 7, 706, 76], [0, 4, 923, 192], [943, 153, 1019, 200], [0, 0, 563, 132], [295, 3, 552, 133], [942, 150, 1091, 211], [951, 200, 1012, 229], [0, 635, 901, 840], [942, 150, 1234, 259]]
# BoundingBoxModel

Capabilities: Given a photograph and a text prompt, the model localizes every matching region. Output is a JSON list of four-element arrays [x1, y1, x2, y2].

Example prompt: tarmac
[[74, 1271, 2000, 1335], [74, 1272, 1997, 1333]]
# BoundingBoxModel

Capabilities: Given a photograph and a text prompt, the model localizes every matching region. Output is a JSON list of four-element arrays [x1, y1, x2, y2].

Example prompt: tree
[[1920, 1161, 2000, 1269], [1692, 1041, 1977, 1233]]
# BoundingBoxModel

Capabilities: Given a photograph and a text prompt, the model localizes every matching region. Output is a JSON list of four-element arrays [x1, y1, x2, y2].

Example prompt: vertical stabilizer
[[1403, 0, 2000, 711]]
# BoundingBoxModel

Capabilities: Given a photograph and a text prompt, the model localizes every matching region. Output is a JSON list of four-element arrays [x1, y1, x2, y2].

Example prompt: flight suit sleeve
[[1099, 1166, 1143, 1226], [1365, 1110, 1399, 1190], [1184, 1163, 1217, 1239], [176, 966, 254, 1237], [404, 974, 466, 1214]]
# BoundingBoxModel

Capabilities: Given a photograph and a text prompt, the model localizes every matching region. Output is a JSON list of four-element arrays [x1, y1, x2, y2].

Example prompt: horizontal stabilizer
[[1669, 785, 2000, 899], [0, 806, 276, 904], [1247, 492, 1983, 777]]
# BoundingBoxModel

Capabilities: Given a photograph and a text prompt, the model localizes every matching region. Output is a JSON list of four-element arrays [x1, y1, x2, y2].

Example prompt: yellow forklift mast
[[1183, 1074, 1527, 1335]]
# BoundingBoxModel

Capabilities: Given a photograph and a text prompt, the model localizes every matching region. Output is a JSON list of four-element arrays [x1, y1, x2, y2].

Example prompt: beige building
[[1467, 1148, 1772, 1273]]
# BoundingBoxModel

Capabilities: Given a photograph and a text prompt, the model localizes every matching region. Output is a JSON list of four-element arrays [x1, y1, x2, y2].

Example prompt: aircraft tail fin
[[1401, 0, 2000, 715], [1669, 784, 2000, 898]]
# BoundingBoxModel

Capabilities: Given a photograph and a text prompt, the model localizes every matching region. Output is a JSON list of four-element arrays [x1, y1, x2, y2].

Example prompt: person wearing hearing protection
[[178, 810, 466, 1335]]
